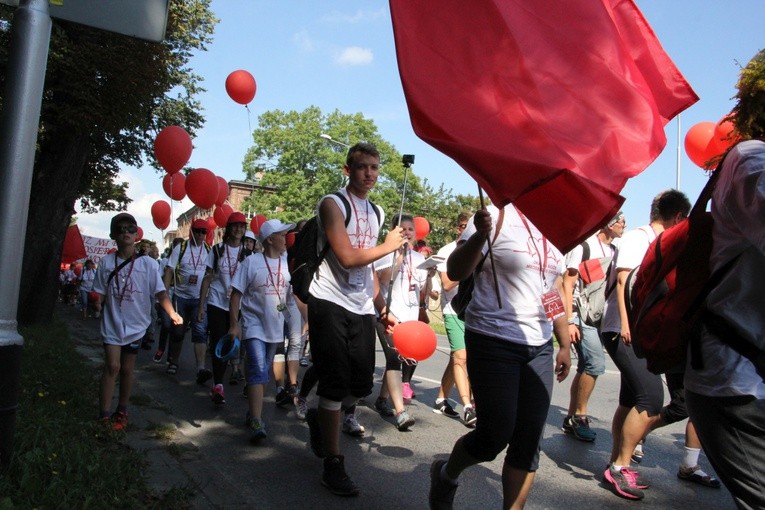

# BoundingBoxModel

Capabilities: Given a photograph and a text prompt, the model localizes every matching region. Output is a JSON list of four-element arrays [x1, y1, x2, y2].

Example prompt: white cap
[[244, 230, 256, 241], [259, 219, 295, 242]]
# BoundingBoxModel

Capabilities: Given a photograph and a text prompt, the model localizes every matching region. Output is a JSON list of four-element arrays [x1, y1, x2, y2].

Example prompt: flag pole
[[676, 114, 682, 190], [385, 156, 413, 316], [478, 186, 502, 309]]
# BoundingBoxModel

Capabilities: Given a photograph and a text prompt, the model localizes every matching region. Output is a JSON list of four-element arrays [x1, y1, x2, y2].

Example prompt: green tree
[[0, 1, 217, 325], [241, 106, 478, 250]]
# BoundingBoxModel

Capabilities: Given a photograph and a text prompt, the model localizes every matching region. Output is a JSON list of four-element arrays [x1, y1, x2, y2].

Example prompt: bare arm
[[156, 291, 182, 326], [446, 208, 493, 282], [228, 290, 242, 339], [197, 268, 214, 322], [615, 268, 631, 345], [561, 268, 581, 344], [320, 199, 404, 268]]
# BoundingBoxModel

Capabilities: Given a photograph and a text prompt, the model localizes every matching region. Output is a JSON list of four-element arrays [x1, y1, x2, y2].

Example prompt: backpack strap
[[332, 191, 353, 228], [107, 253, 143, 286], [580, 241, 591, 263]]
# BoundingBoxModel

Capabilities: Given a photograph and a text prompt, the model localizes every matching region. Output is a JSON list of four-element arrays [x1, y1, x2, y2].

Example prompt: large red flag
[[390, 0, 698, 252], [61, 225, 86, 264]]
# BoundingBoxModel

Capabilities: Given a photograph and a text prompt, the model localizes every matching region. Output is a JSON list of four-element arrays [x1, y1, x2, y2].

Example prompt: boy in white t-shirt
[[94, 213, 182, 431]]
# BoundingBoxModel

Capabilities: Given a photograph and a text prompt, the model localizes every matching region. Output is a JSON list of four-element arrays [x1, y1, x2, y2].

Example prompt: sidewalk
[[60, 303, 735, 509]]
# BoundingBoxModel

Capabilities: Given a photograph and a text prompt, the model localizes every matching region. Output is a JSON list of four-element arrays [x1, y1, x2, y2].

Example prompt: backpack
[[211, 242, 251, 273], [625, 155, 740, 374], [574, 241, 614, 328], [289, 191, 380, 303], [174, 239, 210, 283]]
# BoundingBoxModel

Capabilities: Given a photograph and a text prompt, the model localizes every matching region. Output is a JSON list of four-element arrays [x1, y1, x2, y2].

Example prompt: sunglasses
[[116, 225, 138, 234], [192, 228, 208, 234]]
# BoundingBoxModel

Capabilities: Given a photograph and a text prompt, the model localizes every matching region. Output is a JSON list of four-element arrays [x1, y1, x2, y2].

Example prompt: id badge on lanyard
[[541, 290, 565, 321]]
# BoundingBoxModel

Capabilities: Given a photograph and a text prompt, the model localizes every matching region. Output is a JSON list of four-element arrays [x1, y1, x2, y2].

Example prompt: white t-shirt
[[600, 225, 656, 334], [436, 241, 459, 315], [167, 240, 209, 300], [685, 139, 765, 398], [564, 234, 615, 316], [79, 267, 97, 292], [375, 248, 427, 323], [232, 252, 300, 343], [205, 242, 245, 311], [310, 188, 385, 315], [461, 205, 564, 346], [93, 253, 165, 346]]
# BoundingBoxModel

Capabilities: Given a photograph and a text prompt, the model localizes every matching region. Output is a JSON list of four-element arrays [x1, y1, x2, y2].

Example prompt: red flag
[[390, 0, 698, 252], [61, 225, 86, 264]]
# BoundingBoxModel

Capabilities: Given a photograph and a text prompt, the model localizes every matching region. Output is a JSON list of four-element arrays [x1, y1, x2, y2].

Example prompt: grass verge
[[0, 319, 192, 509]]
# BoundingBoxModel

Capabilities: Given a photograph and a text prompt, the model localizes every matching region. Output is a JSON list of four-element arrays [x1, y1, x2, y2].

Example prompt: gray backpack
[[574, 242, 613, 328]]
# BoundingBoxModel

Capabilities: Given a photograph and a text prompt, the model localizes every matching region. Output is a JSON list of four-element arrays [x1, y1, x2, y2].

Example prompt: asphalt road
[[63, 306, 736, 509]]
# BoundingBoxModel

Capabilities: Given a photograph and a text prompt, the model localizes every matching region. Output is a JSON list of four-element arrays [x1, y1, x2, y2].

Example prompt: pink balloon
[[162, 173, 186, 201], [215, 176, 229, 206], [225, 70, 257, 105], [185, 168, 219, 210], [154, 126, 192, 175]]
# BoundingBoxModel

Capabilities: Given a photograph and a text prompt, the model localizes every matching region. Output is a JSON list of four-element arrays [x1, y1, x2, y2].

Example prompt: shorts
[[245, 338, 279, 385], [573, 319, 605, 376], [307, 296, 376, 402], [602, 332, 663, 415], [443, 313, 466, 352], [103, 338, 141, 354]]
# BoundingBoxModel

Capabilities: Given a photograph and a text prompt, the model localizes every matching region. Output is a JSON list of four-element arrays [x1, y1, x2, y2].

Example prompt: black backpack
[[289, 191, 380, 302]]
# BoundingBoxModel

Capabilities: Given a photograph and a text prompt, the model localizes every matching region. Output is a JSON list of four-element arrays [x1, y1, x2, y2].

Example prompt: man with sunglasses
[[163, 219, 212, 382]]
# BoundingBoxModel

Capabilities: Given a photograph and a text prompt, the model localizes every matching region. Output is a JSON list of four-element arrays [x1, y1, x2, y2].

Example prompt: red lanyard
[[263, 254, 284, 302], [514, 206, 549, 288], [402, 249, 414, 287], [188, 243, 204, 270], [225, 244, 241, 278], [347, 193, 369, 249], [114, 255, 136, 305]]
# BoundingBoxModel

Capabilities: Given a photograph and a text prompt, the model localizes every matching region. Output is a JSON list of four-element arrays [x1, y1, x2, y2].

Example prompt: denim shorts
[[573, 319, 606, 376], [245, 338, 279, 385]]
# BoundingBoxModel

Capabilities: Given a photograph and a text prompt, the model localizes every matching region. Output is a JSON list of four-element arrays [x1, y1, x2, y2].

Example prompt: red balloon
[[684, 121, 716, 169], [215, 176, 229, 206], [162, 173, 186, 201], [74, 263, 83, 277], [413, 216, 430, 241], [88, 290, 100, 303], [154, 126, 192, 175], [285, 231, 296, 249], [706, 117, 738, 159], [250, 214, 268, 235], [225, 70, 257, 105], [213, 204, 233, 228], [392, 320, 437, 361], [206, 217, 217, 245], [185, 168, 219, 210], [136, 226, 144, 241], [151, 200, 171, 230]]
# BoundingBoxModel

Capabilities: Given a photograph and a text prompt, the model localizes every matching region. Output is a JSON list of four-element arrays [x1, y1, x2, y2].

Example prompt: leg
[[452, 349, 471, 406], [436, 356, 455, 400], [502, 465, 536, 510], [117, 349, 138, 408], [99, 344, 122, 415]]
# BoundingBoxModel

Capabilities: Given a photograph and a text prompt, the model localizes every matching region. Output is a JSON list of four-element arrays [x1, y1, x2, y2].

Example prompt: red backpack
[[626, 158, 729, 374]]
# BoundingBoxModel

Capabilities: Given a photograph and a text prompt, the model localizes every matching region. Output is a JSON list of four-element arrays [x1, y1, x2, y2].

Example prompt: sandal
[[166, 363, 179, 375], [677, 466, 721, 488]]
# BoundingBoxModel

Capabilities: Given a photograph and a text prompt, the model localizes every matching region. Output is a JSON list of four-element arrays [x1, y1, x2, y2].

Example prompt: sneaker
[[429, 460, 458, 509], [374, 398, 395, 417], [275, 387, 290, 407], [299, 356, 309, 367], [246, 413, 267, 444], [111, 411, 128, 432], [631, 440, 645, 464], [342, 413, 365, 436], [211, 384, 226, 406], [402, 382, 414, 403], [604, 464, 645, 500], [322, 455, 359, 497], [94, 311, 100, 319], [242, 384, 248, 398], [395, 410, 415, 431], [196, 368, 213, 385], [564, 415, 596, 442], [306, 408, 325, 458], [229, 368, 242, 386], [677, 465, 721, 488], [295, 396, 308, 421], [433, 400, 460, 419], [462, 405, 477, 428], [153, 350, 164, 363]]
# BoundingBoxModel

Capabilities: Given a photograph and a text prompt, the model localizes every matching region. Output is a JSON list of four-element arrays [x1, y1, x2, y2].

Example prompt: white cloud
[[293, 30, 315, 52], [321, 9, 386, 24], [334, 46, 373, 66]]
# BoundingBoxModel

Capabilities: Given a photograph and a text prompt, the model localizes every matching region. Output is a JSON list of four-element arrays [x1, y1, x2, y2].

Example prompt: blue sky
[[75, 1, 764, 243]]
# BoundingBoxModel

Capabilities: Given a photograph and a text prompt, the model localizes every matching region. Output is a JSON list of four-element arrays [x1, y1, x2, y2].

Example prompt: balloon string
[[169, 174, 178, 314], [385, 162, 411, 316], [245, 104, 252, 135]]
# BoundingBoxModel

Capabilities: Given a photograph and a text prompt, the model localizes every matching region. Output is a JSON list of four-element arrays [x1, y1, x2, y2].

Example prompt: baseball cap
[[607, 211, 625, 227], [259, 219, 295, 242], [110, 212, 137, 237], [244, 230, 256, 241], [191, 218, 208, 230], [227, 212, 246, 225]]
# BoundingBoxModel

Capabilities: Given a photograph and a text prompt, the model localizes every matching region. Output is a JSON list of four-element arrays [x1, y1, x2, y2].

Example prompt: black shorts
[[602, 332, 664, 415], [307, 296, 376, 402]]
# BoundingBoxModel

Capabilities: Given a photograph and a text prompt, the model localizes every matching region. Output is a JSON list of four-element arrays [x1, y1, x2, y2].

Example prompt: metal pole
[[676, 114, 682, 190], [0, 0, 52, 466]]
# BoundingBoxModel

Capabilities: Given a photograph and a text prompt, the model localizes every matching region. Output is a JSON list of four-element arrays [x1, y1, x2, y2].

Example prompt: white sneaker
[[295, 396, 308, 421], [342, 413, 365, 436]]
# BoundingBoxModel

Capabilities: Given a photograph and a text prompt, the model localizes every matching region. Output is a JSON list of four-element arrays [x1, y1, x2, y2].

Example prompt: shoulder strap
[[332, 191, 353, 228], [212, 243, 223, 272], [581, 241, 590, 262], [107, 253, 142, 286]]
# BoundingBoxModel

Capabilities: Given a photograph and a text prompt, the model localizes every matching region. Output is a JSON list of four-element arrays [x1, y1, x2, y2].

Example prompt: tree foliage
[[241, 106, 479, 251], [0, 1, 217, 325]]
